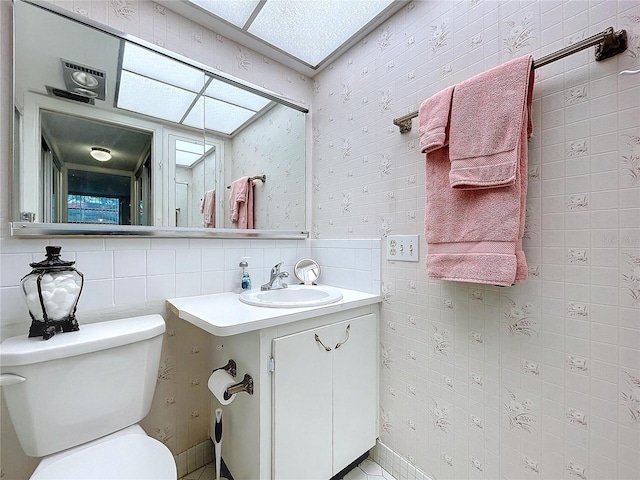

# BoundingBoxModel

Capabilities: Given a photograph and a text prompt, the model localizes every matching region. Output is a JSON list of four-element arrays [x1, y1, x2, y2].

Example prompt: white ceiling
[[156, 0, 409, 76]]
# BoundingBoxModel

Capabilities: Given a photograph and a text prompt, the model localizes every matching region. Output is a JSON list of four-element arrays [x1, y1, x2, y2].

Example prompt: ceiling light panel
[[248, 0, 395, 66], [189, 0, 260, 27], [176, 139, 211, 155], [175, 150, 201, 167], [117, 71, 197, 123], [205, 78, 271, 111], [181, 97, 206, 130], [122, 43, 204, 92], [174, 139, 216, 166], [182, 96, 256, 135], [204, 97, 255, 134]]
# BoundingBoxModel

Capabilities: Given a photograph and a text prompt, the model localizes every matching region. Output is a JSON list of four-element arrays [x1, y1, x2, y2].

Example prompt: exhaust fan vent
[[63, 61, 105, 79], [61, 59, 106, 101], [46, 86, 95, 105]]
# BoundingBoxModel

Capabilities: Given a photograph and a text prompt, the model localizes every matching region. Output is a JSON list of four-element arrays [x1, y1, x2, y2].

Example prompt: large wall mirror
[[12, 0, 308, 238]]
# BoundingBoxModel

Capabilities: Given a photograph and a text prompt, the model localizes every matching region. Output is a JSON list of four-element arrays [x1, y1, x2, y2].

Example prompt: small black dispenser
[[20, 246, 84, 340]]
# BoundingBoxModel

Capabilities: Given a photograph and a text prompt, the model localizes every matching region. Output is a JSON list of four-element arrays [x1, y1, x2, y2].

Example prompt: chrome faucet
[[261, 262, 289, 291]]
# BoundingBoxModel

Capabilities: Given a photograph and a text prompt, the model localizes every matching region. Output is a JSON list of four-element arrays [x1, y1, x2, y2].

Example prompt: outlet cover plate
[[386, 235, 419, 262]]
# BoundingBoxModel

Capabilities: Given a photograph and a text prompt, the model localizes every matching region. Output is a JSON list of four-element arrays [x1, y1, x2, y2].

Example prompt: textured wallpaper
[[2, 0, 640, 479], [226, 104, 306, 230], [311, 1, 640, 479]]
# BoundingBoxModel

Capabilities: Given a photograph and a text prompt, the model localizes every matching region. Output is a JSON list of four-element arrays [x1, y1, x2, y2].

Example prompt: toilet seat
[[31, 426, 176, 480]]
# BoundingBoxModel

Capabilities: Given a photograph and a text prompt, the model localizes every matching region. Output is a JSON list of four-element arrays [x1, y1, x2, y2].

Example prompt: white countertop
[[167, 287, 381, 336]]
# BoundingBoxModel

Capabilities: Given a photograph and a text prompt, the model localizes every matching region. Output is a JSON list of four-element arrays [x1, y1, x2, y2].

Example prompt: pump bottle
[[237, 258, 251, 293]]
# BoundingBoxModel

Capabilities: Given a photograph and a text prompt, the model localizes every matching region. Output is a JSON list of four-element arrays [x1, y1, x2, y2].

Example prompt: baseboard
[[370, 440, 436, 480], [174, 439, 213, 478]]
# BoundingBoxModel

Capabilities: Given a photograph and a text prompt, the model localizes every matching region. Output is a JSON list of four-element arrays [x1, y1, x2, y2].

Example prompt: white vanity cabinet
[[272, 314, 377, 479], [167, 288, 380, 480]]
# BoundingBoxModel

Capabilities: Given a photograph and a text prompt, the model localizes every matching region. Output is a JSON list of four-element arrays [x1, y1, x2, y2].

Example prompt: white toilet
[[0, 314, 177, 479]]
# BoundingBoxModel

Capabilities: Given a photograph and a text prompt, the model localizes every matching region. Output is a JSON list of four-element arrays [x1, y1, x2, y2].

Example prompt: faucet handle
[[271, 262, 283, 275]]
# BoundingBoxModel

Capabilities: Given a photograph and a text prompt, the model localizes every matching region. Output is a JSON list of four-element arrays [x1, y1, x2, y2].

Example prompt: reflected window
[[67, 194, 120, 224], [39, 111, 153, 226]]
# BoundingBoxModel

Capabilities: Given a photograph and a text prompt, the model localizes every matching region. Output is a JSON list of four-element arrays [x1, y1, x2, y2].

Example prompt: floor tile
[[343, 467, 369, 480], [198, 466, 218, 480], [182, 465, 206, 480], [359, 459, 384, 475], [182, 457, 396, 480], [340, 458, 397, 480]]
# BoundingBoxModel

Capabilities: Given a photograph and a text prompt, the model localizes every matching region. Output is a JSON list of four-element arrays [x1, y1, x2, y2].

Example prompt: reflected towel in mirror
[[200, 189, 216, 228], [228, 177, 254, 229]]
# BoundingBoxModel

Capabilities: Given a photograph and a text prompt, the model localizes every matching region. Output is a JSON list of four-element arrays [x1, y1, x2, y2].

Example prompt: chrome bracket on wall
[[595, 27, 627, 61], [224, 374, 254, 400], [392, 115, 414, 134], [213, 359, 237, 378]]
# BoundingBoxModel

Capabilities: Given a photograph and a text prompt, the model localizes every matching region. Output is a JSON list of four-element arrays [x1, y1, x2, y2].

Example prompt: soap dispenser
[[238, 257, 251, 292]]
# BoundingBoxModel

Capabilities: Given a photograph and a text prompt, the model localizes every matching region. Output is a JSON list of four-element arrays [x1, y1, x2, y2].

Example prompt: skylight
[[189, 0, 259, 28], [175, 139, 215, 167], [116, 42, 274, 136], [185, 0, 399, 69]]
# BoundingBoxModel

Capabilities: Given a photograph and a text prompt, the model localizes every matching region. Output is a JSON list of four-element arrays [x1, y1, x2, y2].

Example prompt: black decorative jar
[[20, 246, 84, 340]]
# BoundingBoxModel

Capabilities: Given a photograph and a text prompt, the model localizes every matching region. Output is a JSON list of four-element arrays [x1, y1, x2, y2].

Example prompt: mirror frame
[[11, 0, 310, 240]]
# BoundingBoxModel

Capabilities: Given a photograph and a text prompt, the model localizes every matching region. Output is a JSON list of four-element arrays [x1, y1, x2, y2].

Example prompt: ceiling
[[40, 111, 152, 173], [156, 0, 409, 76]]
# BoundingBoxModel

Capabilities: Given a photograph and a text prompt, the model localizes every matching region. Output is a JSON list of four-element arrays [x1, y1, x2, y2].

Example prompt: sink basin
[[239, 284, 343, 308]]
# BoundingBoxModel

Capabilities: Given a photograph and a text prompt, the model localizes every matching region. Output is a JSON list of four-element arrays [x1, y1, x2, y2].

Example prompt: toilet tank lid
[[0, 315, 165, 367]]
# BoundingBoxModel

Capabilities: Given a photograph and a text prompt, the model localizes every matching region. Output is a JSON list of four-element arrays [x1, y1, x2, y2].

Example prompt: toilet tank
[[0, 315, 165, 457]]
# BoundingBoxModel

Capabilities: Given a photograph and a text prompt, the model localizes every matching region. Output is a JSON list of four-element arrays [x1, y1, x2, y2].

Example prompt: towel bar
[[393, 27, 627, 133], [226, 175, 266, 189]]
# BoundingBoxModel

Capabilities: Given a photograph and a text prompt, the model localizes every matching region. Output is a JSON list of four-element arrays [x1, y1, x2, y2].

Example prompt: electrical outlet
[[386, 235, 419, 262]]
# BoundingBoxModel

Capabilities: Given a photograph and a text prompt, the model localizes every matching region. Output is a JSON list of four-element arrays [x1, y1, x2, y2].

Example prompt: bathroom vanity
[[167, 287, 380, 480]]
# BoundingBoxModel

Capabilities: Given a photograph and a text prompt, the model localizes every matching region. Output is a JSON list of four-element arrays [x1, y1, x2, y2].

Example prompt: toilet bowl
[[31, 425, 176, 480], [0, 315, 177, 479]]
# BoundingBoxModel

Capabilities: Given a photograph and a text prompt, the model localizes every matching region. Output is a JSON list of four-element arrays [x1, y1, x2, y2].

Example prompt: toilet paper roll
[[208, 369, 237, 405]]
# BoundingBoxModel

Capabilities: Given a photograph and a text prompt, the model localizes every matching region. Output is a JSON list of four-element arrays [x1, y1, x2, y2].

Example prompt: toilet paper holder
[[213, 359, 237, 378], [213, 359, 254, 400], [224, 373, 254, 400]]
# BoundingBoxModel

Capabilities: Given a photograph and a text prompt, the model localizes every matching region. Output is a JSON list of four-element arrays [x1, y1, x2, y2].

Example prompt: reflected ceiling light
[[116, 42, 275, 135], [175, 140, 215, 167], [73, 87, 99, 98], [116, 70, 197, 123], [90, 147, 112, 162], [61, 59, 106, 101], [71, 71, 99, 88], [122, 43, 204, 93]]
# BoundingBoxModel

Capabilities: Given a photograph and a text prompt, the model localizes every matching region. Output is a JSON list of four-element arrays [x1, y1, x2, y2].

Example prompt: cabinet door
[[332, 314, 377, 473], [272, 324, 333, 480]]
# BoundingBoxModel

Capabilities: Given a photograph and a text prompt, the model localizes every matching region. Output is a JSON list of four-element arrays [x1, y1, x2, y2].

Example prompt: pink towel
[[228, 177, 254, 229], [419, 86, 454, 153], [422, 56, 534, 286], [449, 55, 534, 188], [200, 189, 216, 228]]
